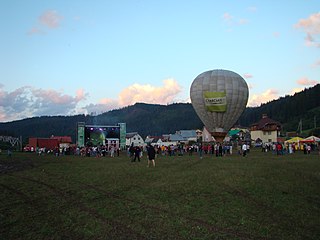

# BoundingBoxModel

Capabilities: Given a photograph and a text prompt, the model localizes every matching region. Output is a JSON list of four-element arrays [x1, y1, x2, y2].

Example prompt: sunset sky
[[0, 0, 319, 122]]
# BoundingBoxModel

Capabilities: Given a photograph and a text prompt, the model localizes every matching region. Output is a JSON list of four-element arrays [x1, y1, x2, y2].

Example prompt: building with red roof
[[250, 114, 281, 143]]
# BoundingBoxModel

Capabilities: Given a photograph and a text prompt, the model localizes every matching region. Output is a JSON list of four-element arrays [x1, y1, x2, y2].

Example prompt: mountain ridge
[[0, 84, 319, 144]]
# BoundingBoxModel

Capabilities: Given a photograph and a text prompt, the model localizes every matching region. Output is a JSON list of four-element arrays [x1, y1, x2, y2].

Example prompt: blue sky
[[0, 0, 319, 122]]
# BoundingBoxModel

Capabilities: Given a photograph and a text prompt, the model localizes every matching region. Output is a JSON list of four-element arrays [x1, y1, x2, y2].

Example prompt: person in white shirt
[[242, 143, 247, 157]]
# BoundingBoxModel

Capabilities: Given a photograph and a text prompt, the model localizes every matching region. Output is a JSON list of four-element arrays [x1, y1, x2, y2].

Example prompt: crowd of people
[[6, 140, 319, 160], [127, 143, 236, 158], [28, 145, 121, 158], [260, 142, 318, 155]]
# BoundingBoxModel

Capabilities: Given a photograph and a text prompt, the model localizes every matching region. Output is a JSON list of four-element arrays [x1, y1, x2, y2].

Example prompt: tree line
[[0, 84, 319, 144]]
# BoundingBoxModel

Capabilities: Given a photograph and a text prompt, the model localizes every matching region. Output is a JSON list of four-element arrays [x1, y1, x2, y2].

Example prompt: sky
[[0, 0, 319, 122]]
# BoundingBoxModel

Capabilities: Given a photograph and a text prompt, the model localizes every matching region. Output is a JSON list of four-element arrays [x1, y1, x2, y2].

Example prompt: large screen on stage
[[84, 125, 120, 146]]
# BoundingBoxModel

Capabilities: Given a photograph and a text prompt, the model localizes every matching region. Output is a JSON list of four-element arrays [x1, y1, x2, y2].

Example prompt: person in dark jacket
[[129, 143, 135, 161], [146, 144, 156, 167], [132, 146, 141, 162]]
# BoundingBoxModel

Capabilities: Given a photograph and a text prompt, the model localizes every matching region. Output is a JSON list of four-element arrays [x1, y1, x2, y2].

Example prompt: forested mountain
[[0, 84, 319, 144], [238, 84, 320, 132], [98, 103, 203, 136], [0, 103, 203, 143]]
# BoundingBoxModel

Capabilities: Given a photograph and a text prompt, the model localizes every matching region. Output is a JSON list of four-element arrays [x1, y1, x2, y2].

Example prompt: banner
[[118, 123, 126, 149], [77, 122, 85, 147], [203, 91, 227, 112]]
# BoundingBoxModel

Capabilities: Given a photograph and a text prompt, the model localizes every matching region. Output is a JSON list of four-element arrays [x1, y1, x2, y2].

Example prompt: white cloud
[[75, 89, 88, 102], [83, 98, 120, 115], [0, 79, 184, 122], [248, 84, 319, 107], [28, 10, 63, 35], [248, 89, 279, 107], [39, 10, 63, 29], [118, 79, 182, 106], [295, 12, 320, 47], [222, 12, 248, 26], [82, 79, 182, 116], [296, 77, 319, 86], [243, 73, 253, 79], [290, 87, 304, 95], [0, 86, 86, 122], [67, 79, 178, 118]]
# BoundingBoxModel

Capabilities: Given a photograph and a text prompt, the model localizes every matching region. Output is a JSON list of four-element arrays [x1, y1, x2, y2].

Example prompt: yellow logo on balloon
[[203, 91, 227, 112]]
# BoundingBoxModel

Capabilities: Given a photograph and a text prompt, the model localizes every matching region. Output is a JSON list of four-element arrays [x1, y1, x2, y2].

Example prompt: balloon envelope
[[190, 69, 249, 140]]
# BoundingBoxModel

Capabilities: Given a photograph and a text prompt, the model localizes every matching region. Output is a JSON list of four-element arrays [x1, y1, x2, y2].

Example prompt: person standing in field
[[110, 145, 115, 157], [146, 144, 156, 167], [117, 147, 120, 157], [129, 143, 135, 161], [132, 146, 141, 162], [198, 143, 203, 159], [242, 143, 247, 157], [307, 144, 311, 154]]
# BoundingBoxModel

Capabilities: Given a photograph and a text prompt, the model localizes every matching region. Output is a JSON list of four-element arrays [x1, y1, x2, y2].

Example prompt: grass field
[[0, 149, 319, 240]]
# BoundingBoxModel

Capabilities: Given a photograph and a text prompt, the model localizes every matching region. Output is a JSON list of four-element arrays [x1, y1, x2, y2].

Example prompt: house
[[152, 138, 163, 146], [176, 130, 197, 142], [145, 136, 163, 146], [161, 134, 170, 142], [144, 136, 154, 145], [169, 134, 185, 142], [250, 114, 281, 143], [126, 132, 144, 147], [151, 134, 183, 147], [145, 130, 202, 146]]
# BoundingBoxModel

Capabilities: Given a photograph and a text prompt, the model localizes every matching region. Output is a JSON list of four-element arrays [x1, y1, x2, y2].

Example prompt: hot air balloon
[[190, 69, 249, 142]]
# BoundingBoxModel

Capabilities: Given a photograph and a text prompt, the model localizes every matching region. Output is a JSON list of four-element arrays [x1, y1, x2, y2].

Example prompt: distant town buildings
[[21, 114, 289, 152], [143, 130, 200, 147]]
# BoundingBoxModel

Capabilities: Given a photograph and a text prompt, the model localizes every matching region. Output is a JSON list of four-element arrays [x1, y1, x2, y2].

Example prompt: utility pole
[[314, 116, 317, 129]]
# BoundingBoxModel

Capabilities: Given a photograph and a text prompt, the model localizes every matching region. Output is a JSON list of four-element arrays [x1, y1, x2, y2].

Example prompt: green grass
[[1, 149, 320, 239]]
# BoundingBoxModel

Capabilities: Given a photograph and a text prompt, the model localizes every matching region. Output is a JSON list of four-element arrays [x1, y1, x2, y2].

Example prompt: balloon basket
[[212, 132, 227, 143]]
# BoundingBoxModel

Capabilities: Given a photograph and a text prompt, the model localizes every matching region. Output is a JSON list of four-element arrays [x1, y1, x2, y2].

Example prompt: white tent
[[302, 136, 320, 142]]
